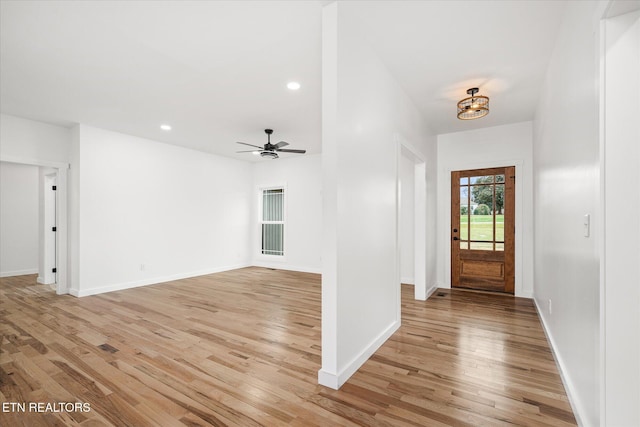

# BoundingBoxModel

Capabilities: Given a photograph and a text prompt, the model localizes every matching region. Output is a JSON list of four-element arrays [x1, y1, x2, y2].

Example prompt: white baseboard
[[0, 268, 38, 278], [533, 298, 585, 427], [425, 284, 438, 299], [318, 319, 400, 390], [37, 276, 56, 285], [251, 261, 321, 275], [71, 263, 251, 297]]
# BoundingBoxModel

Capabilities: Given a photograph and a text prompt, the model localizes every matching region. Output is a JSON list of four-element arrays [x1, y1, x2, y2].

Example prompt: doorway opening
[[0, 157, 69, 294], [398, 142, 428, 301]]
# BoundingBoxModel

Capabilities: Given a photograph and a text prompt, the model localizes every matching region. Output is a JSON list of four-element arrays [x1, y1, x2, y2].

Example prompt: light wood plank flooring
[[1, 267, 575, 426]]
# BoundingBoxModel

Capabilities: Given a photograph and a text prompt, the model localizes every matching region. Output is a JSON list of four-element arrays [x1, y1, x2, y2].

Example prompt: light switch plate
[[583, 214, 590, 237]]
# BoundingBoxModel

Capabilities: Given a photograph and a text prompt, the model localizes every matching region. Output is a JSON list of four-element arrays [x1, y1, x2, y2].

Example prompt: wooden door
[[451, 167, 515, 293]]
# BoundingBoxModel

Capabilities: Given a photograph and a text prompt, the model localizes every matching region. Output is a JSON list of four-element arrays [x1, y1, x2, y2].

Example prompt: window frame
[[257, 184, 287, 259]]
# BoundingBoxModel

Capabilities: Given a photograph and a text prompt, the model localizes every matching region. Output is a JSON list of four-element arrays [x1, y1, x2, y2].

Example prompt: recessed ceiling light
[[287, 82, 301, 90], [160, 124, 172, 131]]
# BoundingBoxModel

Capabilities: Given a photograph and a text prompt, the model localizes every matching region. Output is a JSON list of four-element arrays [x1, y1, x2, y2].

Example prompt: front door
[[451, 167, 515, 293]]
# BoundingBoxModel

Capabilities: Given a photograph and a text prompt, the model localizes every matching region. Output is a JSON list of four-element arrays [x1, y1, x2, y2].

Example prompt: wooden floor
[[0, 268, 575, 426]]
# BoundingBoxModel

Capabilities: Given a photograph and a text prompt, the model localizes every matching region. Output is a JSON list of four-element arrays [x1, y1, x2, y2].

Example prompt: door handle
[[453, 237, 459, 241]]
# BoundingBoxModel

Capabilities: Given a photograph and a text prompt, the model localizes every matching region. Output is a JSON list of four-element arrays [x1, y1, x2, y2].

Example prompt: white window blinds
[[261, 188, 284, 256]]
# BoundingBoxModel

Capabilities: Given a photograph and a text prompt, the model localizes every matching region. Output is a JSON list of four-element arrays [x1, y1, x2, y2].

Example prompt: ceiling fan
[[236, 129, 306, 159]]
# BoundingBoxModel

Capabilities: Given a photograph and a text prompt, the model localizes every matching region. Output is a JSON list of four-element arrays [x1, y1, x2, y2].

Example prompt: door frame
[[451, 166, 515, 293], [396, 137, 429, 301], [443, 159, 525, 297], [40, 172, 58, 285], [0, 155, 69, 295]]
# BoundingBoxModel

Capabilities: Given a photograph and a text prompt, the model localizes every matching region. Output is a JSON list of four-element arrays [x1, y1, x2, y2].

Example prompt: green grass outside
[[460, 215, 504, 245]]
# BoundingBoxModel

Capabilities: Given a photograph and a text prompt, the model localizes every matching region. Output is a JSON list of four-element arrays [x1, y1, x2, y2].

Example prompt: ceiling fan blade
[[236, 150, 259, 153], [274, 141, 289, 148], [275, 148, 306, 154], [236, 141, 263, 149]]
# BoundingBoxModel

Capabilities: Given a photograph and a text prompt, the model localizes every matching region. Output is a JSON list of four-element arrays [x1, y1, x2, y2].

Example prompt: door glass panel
[[470, 242, 494, 250], [458, 172, 510, 253], [460, 186, 469, 240], [460, 186, 469, 209], [496, 203, 504, 242], [470, 175, 494, 184], [460, 217, 469, 240], [495, 183, 505, 214], [470, 189, 493, 241]]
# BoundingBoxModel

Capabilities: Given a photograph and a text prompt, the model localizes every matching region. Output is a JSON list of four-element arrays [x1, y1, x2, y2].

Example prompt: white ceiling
[[0, 1, 567, 161]]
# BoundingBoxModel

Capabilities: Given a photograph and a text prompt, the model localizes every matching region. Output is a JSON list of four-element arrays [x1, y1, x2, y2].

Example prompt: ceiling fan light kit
[[236, 129, 306, 159], [457, 87, 489, 120]]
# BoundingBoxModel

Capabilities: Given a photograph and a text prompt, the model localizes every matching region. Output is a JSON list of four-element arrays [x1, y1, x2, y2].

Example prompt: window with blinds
[[261, 188, 284, 256]]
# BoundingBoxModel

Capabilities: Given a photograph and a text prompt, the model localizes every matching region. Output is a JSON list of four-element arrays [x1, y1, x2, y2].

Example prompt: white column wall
[[437, 121, 534, 297], [602, 8, 640, 426], [252, 154, 322, 273], [400, 149, 415, 284], [0, 162, 39, 277], [69, 125, 253, 296], [319, 2, 435, 389], [532, 1, 604, 425]]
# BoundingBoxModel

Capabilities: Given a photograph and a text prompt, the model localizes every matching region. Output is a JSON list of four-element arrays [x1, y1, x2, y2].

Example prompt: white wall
[[0, 113, 70, 164], [437, 121, 534, 297], [319, 2, 436, 389], [252, 154, 322, 273], [0, 162, 39, 277], [532, 1, 604, 425], [602, 7, 640, 426], [69, 125, 253, 296], [400, 148, 415, 284]]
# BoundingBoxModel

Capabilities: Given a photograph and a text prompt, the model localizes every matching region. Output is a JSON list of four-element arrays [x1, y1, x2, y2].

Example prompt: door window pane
[[495, 184, 505, 214], [470, 242, 494, 250], [460, 216, 469, 240], [470, 175, 494, 184], [458, 171, 509, 253], [470, 188, 493, 242]]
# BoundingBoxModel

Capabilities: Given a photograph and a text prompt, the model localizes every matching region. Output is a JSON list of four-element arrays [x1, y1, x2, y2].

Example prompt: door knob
[[453, 237, 459, 241]]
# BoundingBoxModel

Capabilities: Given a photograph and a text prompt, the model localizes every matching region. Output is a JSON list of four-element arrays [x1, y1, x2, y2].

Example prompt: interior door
[[451, 166, 515, 293]]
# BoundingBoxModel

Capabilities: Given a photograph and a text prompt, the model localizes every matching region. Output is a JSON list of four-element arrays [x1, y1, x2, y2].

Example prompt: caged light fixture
[[457, 87, 489, 120]]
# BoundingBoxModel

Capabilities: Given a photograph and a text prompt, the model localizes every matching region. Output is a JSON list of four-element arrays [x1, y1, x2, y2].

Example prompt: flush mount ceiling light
[[457, 87, 489, 120], [160, 124, 172, 131]]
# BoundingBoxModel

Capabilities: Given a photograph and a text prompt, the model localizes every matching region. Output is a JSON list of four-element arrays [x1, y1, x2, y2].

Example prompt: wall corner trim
[[318, 319, 400, 390]]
